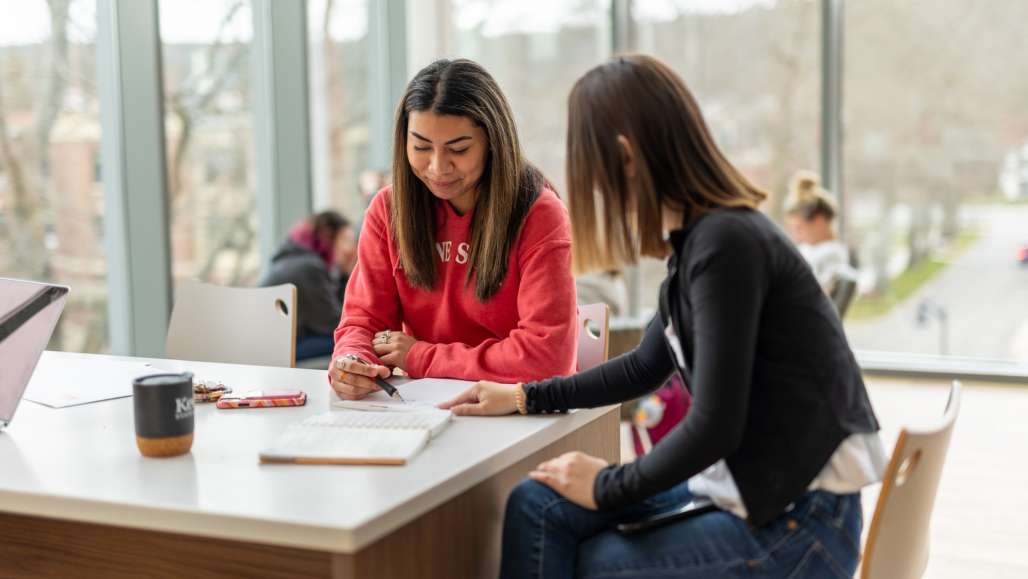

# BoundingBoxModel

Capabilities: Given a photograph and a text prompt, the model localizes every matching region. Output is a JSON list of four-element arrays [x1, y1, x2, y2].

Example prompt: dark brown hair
[[785, 170, 836, 221], [310, 210, 350, 240], [566, 54, 768, 272], [391, 58, 543, 301]]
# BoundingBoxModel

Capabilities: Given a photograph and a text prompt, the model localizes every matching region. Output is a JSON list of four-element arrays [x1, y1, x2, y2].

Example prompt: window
[[307, 0, 371, 219], [0, 0, 109, 353], [448, 0, 612, 195], [160, 0, 260, 287], [632, 0, 821, 311], [841, 0, 1028, 361]]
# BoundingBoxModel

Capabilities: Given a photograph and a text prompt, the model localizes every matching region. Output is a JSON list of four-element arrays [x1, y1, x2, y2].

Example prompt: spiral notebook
[[259, 410, 452, 466]]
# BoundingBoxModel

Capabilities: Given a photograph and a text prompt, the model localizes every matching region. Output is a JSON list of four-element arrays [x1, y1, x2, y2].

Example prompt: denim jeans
[[295, 333, 334, 361], [500, 479, 862, 579]]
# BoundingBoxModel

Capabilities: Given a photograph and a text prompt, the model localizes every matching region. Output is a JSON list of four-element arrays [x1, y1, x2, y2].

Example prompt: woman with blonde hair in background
[[784, 170, 855, 292]]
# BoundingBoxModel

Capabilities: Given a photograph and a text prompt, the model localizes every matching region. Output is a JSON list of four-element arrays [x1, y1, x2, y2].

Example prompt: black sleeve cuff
[[523, 378, 569, 414], [593, 464, 625, 510]]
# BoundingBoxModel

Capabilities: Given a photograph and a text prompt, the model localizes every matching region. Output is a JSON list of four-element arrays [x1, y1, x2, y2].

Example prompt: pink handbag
[[631, 373, 692, 456]]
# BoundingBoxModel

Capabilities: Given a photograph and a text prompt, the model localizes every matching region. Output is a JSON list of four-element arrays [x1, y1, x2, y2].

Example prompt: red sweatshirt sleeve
[[331, 190, 402, 365], [403, 195, 578, 382]]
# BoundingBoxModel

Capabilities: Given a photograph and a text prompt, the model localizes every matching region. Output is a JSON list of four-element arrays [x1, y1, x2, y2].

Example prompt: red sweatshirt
[[332, 186, 577, 382]]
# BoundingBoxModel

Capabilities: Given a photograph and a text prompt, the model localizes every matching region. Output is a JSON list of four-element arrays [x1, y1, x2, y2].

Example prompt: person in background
[[784, 170, 855, 293], [441, 54, 884, 579], [329, 58, 577, 400], [260, 211, 357, 361]]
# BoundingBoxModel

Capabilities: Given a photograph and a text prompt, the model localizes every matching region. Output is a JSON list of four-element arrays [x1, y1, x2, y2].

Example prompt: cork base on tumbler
[[136, 433, 193, 458]]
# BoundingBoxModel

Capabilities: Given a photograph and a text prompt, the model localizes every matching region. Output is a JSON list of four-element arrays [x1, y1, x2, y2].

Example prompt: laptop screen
[[0, 279, 68, 427]]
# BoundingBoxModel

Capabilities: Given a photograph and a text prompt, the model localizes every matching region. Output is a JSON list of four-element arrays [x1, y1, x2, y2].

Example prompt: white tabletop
[[0, 351, 615, 553]]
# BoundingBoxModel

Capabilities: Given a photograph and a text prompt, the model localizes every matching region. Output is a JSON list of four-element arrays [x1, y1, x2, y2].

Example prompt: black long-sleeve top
[[524, 208, 879, 526]]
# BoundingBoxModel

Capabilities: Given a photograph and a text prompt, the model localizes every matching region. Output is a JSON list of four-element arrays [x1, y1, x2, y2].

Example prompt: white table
[[0, 352, 619, 578]]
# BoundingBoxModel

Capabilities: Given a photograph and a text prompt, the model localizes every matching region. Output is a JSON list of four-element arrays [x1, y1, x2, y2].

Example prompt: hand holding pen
[[330, 354, 402, 401]]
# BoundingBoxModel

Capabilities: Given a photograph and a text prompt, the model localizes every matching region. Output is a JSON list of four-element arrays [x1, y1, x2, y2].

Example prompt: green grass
[[848, 230, 980, 321]]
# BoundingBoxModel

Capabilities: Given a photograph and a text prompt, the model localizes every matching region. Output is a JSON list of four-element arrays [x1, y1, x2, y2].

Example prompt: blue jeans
[[500, 480, 862, 579], [295, 333, 334, 361]]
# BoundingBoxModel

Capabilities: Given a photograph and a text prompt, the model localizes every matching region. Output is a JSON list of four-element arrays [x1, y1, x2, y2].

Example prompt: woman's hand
[[372, 329, 416, 369], [529, 451, 608, 510], [329, 354, 391, 400], [438, 381, 520, 416]]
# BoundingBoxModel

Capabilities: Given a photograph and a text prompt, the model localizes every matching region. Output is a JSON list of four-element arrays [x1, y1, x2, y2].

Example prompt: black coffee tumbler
[[133, 372, 195, 457]]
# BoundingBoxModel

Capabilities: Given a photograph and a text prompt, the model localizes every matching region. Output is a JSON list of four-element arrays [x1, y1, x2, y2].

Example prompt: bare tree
[[0, 0, 72, 283], [0, 77, 44, 276], [36, 0, 72, 174], [165, 0, 246, 204], [163, 0, 258, 285]]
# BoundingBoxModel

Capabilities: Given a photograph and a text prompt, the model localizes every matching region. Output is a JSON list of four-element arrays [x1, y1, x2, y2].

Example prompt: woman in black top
[[440, 55, 883, 579]]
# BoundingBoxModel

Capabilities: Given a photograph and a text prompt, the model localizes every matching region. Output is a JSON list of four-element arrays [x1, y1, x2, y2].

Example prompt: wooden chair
[[166, 279, 297, 368], [577, 303, 610, 372], [861, 380, 962, 579]]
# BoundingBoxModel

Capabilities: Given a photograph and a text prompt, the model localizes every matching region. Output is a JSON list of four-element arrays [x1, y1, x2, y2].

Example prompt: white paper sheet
[[331, 377, 473, 412], [24, 354, 156, 408]]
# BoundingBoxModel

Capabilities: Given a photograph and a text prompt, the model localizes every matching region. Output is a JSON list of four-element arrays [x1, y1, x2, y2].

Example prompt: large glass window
[[632, 0, 821, 311], [634, 0, 820, 220], [307, 0, 371, 219], [448, 0, 612, 195], [0, 0, 108, 352], [159, 0, 260, 287], [841, 0, 1028, 361]]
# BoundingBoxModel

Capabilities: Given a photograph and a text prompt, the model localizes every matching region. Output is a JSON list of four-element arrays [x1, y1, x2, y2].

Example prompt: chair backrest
[[830, 270, 858, 318], [577, 303, 610, 372], [861, 381, 962, 579], [166, 279, 297, 368]]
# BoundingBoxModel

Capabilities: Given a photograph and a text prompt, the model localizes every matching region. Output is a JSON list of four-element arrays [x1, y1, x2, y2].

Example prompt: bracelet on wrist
[[514, 383, 527, 415]]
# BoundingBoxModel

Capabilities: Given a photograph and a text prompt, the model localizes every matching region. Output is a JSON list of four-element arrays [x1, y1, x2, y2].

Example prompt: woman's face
[[406, 111, 488, 214], [787, 214, 831, 245], [786, 214, 812, 244], [333, 226, 357, 275]]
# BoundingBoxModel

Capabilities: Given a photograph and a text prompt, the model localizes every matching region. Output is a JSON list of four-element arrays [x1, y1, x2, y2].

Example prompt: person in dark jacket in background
[[260, 211, 357, 361]]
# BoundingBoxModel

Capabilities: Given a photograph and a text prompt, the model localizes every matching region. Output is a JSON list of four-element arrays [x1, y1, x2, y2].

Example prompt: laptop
[[0, 278, 69, 430]]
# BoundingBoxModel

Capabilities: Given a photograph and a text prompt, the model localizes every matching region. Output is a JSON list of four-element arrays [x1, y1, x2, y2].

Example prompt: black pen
[[340, 355, 406, 403], [373, 375, 406, 403]]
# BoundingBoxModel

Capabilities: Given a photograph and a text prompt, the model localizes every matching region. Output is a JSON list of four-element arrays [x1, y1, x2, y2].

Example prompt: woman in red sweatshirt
[[329, 58, 577, 400]]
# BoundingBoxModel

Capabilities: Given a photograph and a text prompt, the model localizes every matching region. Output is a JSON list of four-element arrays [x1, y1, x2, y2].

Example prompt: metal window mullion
[[369, 0, 408, 173], [821, 0, 844, 237], [611, 0, 633, 55], [252, 0, 313, 264], [612, 0, 644, 319], [97, 0, 173, 356]]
